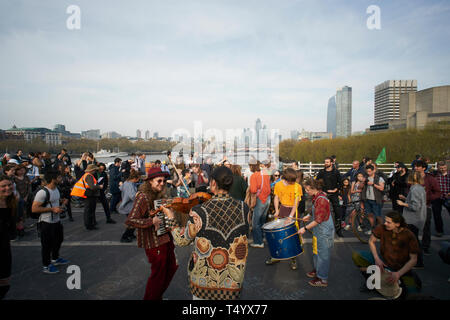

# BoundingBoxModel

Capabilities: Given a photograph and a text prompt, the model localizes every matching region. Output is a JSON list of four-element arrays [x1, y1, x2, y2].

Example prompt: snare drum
[[262, 218, 303, 260]]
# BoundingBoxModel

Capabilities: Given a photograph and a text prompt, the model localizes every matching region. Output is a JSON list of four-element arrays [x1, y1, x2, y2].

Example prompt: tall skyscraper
[[145, 130, 150, 140], [136, 129, 142, 139], [374, 80, 417, 125], [336, 86, 352, 137], [327, 96, 337, 138]]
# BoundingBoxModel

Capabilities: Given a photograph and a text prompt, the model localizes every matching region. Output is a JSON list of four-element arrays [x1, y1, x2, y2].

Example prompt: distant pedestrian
[[97, 163, 116, 224], [119, 169, 140, 243], [397, 171, 427, 268], [71, 164, 102, 230], [361, 164, 385, 234], [316, 157, 343, 237], [388, 162, 409, 213], [229, 165, 247, 201], [108, 158, 123, 214], [414, 160, 441, 255]]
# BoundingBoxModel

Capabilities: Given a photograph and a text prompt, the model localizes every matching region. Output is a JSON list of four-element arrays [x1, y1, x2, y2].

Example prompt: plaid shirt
[[436, 172, 449, 199], [125, 192, 171, 249]]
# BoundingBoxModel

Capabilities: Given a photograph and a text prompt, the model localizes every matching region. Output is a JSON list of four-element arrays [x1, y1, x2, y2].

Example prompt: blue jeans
[[364, 199, 382, 217], [252, 196, 270, 245], [313, 234, 334, 281]]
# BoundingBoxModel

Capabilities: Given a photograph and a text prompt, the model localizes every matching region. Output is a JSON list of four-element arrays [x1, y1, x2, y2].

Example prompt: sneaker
[[306, 270, 317, 278], [250, 243, 264, 248], [265, 257, 280, 265], [106, 218, 116, 224], [344, 225, 351, 231], [365, 230, 372, 235], [51, 258, 69, 266], [290, 259, 298, 270], [357, 226, 363, 232], [423, 248, 432, 256], [435, 232, 443, 238], [308, 277, 328, 287], [43, 264, 59, 274]]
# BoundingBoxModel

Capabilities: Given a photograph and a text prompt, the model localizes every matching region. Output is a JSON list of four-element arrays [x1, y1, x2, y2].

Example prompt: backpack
[[27, 187, 51, 219]]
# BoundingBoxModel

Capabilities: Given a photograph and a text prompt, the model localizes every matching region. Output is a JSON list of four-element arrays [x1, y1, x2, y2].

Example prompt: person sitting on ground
[[352, 211, 422, 299]]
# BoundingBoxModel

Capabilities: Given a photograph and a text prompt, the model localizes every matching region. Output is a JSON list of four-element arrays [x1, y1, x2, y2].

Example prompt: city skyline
[[1, 1, 450, 138]]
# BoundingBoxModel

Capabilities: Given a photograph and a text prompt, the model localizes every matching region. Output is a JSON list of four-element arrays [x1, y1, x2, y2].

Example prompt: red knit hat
[[145, 167, 170, 180]]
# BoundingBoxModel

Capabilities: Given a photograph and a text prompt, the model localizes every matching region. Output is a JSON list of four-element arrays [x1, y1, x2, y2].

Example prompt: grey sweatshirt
[[402, 184, 427, 232], [118, 181, 138, 215]]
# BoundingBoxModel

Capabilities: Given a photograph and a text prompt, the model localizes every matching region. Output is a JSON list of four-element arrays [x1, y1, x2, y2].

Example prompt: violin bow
[[168, 154, 191, 197]]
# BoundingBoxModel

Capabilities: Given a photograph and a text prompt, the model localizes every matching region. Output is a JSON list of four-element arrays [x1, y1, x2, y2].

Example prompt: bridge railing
[[281, 162, 437, 177]]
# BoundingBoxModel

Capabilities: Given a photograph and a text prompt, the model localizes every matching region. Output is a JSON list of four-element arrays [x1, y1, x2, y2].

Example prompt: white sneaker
[[357, 226, 363, 232], [250, 243, 264, 248], [344, 225, 351, 231], [365, 230, 372, 235]]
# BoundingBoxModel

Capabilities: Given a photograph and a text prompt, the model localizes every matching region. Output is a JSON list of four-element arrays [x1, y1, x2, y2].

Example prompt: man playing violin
[[163, 166, 250, 300], [124, 167, 178, 300]]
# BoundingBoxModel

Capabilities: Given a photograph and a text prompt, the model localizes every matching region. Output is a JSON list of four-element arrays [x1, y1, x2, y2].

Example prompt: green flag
[[376, 147, 386, 164]]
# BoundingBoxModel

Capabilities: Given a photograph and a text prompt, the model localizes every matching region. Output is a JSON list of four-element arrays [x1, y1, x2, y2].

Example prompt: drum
[[262, 218, 303, 260]]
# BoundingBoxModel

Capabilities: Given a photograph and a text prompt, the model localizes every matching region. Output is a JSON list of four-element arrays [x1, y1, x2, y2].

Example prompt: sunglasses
[[155, 179, 165, 184], [274, 174, 280, 177]]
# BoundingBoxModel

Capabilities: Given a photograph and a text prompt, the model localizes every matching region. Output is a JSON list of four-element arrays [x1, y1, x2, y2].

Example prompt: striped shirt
[[125, 192, 171, 249]]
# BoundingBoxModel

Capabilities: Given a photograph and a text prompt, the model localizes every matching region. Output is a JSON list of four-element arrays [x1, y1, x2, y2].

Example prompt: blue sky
[[1, 0, 449, 138]]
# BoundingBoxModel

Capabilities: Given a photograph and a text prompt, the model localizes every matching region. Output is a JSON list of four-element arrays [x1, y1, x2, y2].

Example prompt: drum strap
[[294, 184, 303, 244]]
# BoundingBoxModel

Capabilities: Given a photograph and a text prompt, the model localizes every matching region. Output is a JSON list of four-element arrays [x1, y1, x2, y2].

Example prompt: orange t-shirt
[[250, 171, 271, 204]]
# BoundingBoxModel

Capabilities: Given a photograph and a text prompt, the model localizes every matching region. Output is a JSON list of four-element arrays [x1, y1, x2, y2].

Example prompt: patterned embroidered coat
[[169, 193, 250, 300]]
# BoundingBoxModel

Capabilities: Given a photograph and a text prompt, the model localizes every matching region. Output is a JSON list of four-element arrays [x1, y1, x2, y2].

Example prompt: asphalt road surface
[[6, 203, 450, 300]]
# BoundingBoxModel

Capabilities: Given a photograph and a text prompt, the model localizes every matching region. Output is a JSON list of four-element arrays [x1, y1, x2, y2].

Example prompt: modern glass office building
[[327, 95, 337, 138], [336, 86, 352, 138]]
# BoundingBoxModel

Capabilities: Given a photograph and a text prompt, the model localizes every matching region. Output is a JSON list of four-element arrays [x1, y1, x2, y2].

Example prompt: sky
[[1, 0, 450, 139]]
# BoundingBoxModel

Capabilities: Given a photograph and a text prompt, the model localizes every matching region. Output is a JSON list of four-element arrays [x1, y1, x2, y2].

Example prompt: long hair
[[231, 164, 242, 176], [0, 175, 17, 216], [138, 178, 165, 210], [407, 171, 424, 185]]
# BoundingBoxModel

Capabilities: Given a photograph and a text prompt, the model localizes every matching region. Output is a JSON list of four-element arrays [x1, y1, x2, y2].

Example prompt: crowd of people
[[0, 148, 449, 300]]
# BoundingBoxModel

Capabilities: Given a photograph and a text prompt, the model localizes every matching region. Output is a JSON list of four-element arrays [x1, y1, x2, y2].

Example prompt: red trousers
[[144, 241, 178, 300]]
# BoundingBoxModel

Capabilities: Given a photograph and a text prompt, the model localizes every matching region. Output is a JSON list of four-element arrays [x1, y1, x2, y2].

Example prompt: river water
[[73, 151, 281, 169]]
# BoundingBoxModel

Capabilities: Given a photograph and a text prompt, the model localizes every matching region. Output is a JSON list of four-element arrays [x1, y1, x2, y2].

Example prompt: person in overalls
[[298, 178, 335, 287]]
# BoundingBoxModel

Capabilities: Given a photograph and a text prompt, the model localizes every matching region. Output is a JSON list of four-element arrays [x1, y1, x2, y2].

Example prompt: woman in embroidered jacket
[[163, 166, 250, 300]]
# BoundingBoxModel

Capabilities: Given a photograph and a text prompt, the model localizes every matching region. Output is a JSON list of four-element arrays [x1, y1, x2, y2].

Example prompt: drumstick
[[168, 154, 191, 197], [280, 232, 299, 242]]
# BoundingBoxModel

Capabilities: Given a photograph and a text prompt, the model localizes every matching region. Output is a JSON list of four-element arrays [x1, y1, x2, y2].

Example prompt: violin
[[150, 192, 212, 216]]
